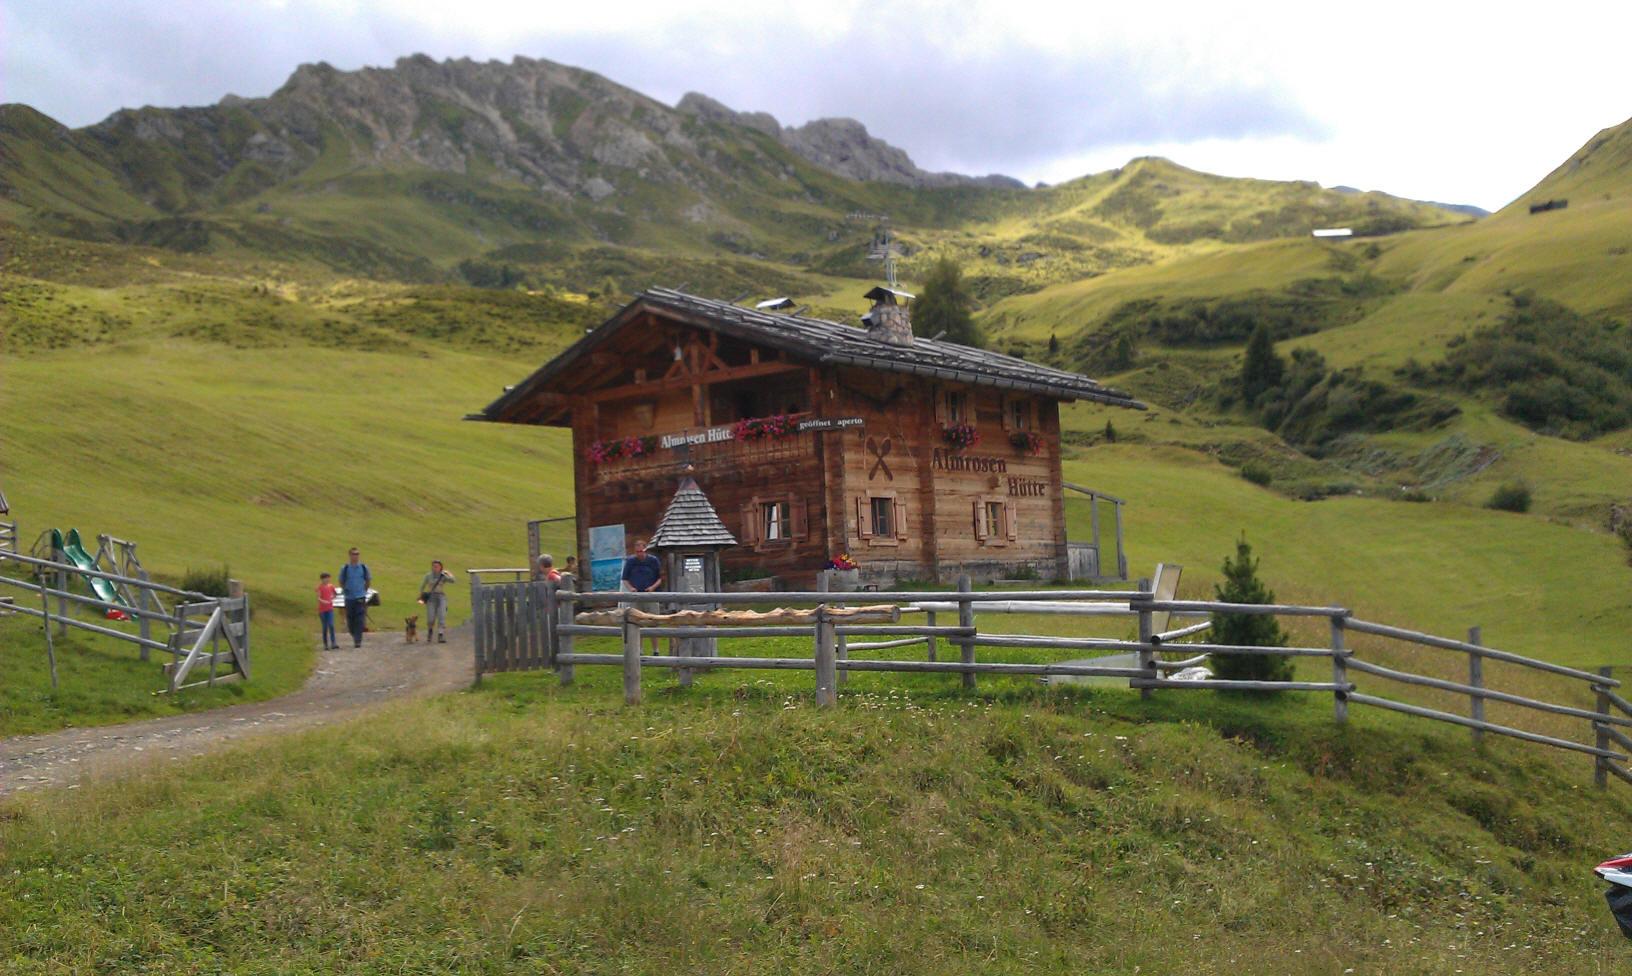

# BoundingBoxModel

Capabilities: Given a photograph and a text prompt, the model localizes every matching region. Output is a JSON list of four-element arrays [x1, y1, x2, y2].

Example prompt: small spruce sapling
[[1210, 536, 1292, 683]]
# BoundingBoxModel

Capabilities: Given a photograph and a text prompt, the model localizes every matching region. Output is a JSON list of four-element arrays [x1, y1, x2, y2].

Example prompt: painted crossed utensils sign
[[866, 436, 892, 481]]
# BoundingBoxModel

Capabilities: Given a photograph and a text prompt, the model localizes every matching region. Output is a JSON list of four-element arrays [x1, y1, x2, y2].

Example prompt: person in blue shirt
[[621, 539, 664, 655], [337, 546, 372, 648]]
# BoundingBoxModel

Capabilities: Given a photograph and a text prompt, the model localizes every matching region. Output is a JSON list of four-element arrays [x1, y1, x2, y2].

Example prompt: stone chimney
[[861, 286, 915, 346]]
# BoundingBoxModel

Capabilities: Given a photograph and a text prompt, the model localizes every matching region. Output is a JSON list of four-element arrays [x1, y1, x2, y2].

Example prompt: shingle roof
[[472, 287, 1144, 423], [648, 477, 737, 550]]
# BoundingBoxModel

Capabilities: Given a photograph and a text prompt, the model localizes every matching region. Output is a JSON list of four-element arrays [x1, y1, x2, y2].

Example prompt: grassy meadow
[[3, 668, 1630, 973]]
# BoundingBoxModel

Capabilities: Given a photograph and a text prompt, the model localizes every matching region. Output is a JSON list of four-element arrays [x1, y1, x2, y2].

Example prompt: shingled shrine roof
[[472, 287, 1144, 423], [648, 477, 737, 550]]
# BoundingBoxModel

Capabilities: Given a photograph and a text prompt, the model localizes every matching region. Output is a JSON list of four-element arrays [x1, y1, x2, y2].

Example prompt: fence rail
[[468, 572, 1630, 788], [0, 550, 249, 692]]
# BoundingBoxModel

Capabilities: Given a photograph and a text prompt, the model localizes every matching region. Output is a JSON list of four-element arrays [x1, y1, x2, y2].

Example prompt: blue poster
[[588, 524, 625, 592]]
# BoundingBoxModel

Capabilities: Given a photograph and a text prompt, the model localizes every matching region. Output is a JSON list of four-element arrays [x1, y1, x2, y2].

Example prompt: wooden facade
[[475, 288, 1142, 588]]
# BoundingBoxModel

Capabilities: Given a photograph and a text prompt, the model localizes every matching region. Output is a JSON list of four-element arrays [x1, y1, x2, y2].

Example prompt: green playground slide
[[53, 528, 129, 608]]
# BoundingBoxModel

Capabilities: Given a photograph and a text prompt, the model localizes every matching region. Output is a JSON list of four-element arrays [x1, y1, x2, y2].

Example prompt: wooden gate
[[471, 577, 553, 675]]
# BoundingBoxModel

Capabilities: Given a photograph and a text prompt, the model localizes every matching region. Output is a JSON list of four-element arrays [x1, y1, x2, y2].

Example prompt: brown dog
[[404, 615, 419, 643]]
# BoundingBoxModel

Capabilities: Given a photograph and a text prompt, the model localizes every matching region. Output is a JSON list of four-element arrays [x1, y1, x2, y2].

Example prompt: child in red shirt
[[316, 572, 338, 650]]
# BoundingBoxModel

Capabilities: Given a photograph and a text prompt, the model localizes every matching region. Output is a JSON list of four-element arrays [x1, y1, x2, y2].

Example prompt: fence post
[[924, 609, 938, 661], [54, 550, 67, 638], [815, 605, 837, 707], [1135, 577, 1153, 700], [137, 568, 153, 662], [39, 577, 59, 691], [471, 575, 486, 680], [1597, 666, 1614, 788], [622, 609, 642, 705], [1468, 626, 1484, 747], [556, 577, 575, 686], [1330, 615, 1348, 725], [957, 574, 976, 690]]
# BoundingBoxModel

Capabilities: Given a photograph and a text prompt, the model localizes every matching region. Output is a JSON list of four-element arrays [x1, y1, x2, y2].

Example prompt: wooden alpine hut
[[472, 286, 1144, 588]]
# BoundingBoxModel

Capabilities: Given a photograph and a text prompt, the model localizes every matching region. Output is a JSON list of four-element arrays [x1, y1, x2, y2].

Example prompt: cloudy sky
[[7, 0, 1631, 211]]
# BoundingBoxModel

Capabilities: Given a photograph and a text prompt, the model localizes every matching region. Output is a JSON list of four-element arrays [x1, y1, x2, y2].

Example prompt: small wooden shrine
[[473, 286, 1143, 588]]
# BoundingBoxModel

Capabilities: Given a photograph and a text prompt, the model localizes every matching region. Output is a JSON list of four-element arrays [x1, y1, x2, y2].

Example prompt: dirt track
[[0, 625, 474, 796]]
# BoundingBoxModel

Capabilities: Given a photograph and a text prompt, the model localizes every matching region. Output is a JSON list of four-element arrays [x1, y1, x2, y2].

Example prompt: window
[[856, 492, 907, 546], [741, 495, 807, 549], [761, 500, 788, 541], [1007, 397, 1032, 431], [974, 496, 1017, 546], [941, 389, 967, 424], [982, 500, 1004, 539], [871, 496, 894, 538]]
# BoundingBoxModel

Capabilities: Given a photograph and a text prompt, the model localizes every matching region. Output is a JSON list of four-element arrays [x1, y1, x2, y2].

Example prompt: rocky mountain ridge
[[674, 92, 1022, 189]]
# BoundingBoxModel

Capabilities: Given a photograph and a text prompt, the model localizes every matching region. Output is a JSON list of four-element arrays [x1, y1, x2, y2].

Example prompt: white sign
[[660, 425, 737, 449]]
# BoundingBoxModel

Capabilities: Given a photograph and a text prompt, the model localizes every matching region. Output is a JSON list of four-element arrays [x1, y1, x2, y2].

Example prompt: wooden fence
[[455, 574, 1632, 787], [0, 549, 250, 692]]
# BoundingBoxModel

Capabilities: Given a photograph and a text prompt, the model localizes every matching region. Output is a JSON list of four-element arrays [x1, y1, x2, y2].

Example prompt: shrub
[[1486, 482, 1532, 513], [1428, 294, 1632, 439], [1240, 461, 1274, 486], [181, 565, 233, 597], [1103, 419, 1116, 444], [1209, 537, 1292, 684]]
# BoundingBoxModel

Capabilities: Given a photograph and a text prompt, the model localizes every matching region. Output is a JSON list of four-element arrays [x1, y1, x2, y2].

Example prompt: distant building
[[1312, 228, 1353, 239], [473, 287, 1144, 588]]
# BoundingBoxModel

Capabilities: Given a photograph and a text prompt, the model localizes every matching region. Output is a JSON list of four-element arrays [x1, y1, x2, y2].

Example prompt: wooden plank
[[39, 576, 58, 691], [1331, 616, 1348, 725], [1137, 576, 1153, 701], [623, 616, 642, 705], [924, 609, 937, 661], [554, 654, 1155, 678], [957, 575, 975, 691], [1599, 666, 1614, 787], [1131, 679, 1348, 692], [1599, 723, 1632, 754], [1348, 693, 1625, 759], [1468, 626, 1484, 746], [571, 589, 1149, 604], [471, 577, 486, 676], [814, 609, 837, 707], [1147, 599, 1349, 617], [557, 577, 576, 686]]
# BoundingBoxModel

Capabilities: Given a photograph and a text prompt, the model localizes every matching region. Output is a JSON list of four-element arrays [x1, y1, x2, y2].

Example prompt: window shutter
[[856, 496, 873, 539], [934, 387, 948, 425], [1005, 502, 1018, 540], [740, 502, 760, 545], [894, 499, 908, 539], [791, 496, 809, 539], [1001, 396, 1013, 432], [973, 500, 986, 541]]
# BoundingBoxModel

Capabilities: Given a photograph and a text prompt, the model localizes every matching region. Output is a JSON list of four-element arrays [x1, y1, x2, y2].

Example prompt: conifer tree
[[913, 256, 983, 347], [1210, 536, 1292, 683], [1241, 322, 1285, 406]]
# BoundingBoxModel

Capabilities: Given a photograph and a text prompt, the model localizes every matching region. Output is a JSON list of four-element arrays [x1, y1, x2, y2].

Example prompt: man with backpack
[[338, 547, 372, 648]]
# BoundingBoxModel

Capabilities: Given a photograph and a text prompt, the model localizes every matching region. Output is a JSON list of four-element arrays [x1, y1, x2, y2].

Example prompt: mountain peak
[[677, 91, 1021, 189]]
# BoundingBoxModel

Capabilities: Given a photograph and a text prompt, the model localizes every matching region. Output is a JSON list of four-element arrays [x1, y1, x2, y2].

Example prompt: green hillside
[[981, 115, 1632, 535], [3, 84, 1632, 972]]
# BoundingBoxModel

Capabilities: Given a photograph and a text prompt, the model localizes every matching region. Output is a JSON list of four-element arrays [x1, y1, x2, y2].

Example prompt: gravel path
[[0, 624, 474, 796]]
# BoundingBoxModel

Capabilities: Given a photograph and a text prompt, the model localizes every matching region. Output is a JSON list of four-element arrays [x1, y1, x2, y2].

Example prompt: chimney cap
[[863, 285, 915, 305]]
